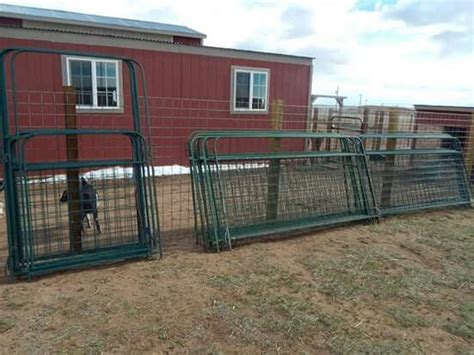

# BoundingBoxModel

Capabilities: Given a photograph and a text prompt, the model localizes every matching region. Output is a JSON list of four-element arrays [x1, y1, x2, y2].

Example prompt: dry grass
[[0, 207, 473, 354]]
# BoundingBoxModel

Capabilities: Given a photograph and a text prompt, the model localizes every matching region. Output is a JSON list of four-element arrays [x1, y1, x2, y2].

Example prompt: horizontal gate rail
[[189, 131, 378, 251], [0, 47, 160, 280], [7, 131, 159, 279], [360, 133, 472, 216]]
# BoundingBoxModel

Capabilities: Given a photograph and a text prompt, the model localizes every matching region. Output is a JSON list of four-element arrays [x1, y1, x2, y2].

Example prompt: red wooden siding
[[0, 37, 312, 166]]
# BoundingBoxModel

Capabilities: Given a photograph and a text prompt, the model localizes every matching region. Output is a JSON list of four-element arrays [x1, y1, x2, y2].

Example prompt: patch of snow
[[26, 162, 267, 185]]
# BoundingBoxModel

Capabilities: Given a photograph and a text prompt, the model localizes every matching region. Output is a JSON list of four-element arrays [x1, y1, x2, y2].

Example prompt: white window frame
[[65, 56, 122, 111], [231, 67, 270, 114]]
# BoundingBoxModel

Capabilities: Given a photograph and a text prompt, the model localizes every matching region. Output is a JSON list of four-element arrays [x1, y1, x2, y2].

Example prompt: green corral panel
[[189, 131, 378, 251], [0, 48, 160, 279], [360, 133, 472, 216]]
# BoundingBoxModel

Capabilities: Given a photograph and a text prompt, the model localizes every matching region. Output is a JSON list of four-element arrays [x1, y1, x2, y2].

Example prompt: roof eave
[[414, 104, 474, 114], [0, 11, 207, 39]]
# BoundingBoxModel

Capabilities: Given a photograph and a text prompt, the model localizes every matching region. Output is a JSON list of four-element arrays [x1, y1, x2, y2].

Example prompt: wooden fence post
[[372, 110, 380, 150], [312, 107, 323, 152], [64, 86, 82, 252], [362, 107, 370, 148], [266, 100, 284, 220], [375, 110, 385, 151], [381, 109, 399, 208], [325, 107, 334, 152], [410, 121, 418, 165]]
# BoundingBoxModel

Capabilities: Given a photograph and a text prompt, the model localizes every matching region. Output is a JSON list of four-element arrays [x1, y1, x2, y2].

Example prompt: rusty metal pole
[[64, 86, 82, 252]]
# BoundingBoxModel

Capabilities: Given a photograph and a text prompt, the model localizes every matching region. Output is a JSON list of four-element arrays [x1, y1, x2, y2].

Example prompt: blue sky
[[354, 0, 398, 12], [3, 0, 474, 106]]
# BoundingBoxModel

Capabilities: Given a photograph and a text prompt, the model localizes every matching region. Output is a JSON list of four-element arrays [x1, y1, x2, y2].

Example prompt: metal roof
[[414, 105, 474, 114], [0, 3, 206, 39]]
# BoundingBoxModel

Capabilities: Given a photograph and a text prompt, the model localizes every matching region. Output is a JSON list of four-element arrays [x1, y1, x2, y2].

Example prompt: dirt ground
[[0, 205, 472, 354]]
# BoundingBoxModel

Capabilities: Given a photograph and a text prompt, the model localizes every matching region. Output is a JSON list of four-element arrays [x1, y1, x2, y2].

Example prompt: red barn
[[0, 4, 313, 166]]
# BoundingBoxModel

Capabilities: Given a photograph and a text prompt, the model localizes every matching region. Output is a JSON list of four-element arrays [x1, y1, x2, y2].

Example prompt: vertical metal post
[[64, 86, 82, 252], [266, 100, 283, 221], [381, 109, 399, 208]]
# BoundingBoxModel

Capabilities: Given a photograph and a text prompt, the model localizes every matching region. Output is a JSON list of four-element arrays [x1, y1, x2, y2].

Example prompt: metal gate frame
[[189, 131, 378, 251], [360, 133, 472, 215], [0, 48, 160, 279]]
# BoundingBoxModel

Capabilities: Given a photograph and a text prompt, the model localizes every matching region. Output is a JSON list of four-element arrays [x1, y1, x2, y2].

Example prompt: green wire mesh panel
[[189, 131, 377, 251], [360, 133, 472, 216], [0, 48, 160, 279], [8, 131, 160, 279]]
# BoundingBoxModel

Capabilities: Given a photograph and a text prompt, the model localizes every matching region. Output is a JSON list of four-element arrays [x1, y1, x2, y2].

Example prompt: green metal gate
[[189, 131, 378, 251], [360, 133, 472, 215], [0, 48, 160, 279]]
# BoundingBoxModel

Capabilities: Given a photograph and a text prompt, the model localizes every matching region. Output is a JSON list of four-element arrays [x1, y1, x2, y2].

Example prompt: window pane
[[254, 73, 265, 86], [69, 60, 92, 106], [252, 98, 266, 110], [107, 78, 117, 91], [97, 61, 118, 108], [106, 63, 116, 77], [235, 72, 250, 109], [70, 61, 81, 76], [107, 92, 116, 106], [96, 62, 105, 76], [97, 90, 107, 107], [252, 72, 267, 110], [96, 77, 106, 91]]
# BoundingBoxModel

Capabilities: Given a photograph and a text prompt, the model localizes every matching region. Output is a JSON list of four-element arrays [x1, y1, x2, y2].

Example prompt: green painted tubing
[[366, 149, 462, 156], [13, 129, 145, 138], [199, 151, 363, 161], [188, 132, 357, 168], [189, 132, 380, 250], [342, 138, 363, 212], [188, 131, 356, 160], [0, 47, 159, 279], [21, 245, 153, 278], [360, 133, 456, 139], [352, 137, 380, 217], [351, 138, 374, 216], [213, 153, 232, 249], [0, 54, 22, 278], [360, 133, 472, 209], [378, 200, 471, 216], [17, 160, 140, 171], [227, 213, 372, 241]]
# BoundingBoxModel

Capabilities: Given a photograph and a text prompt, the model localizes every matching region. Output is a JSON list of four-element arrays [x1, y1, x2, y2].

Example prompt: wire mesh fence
[[361, 133, 471, 215], [1, 89, 473, 269], [148, 100, 473, 239], [0, 48, 160, 279], [189, 131, 377, 251]]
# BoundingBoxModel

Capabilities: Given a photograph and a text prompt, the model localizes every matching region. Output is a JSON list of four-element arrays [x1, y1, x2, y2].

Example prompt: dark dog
[[60, 177, 101, 234]]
